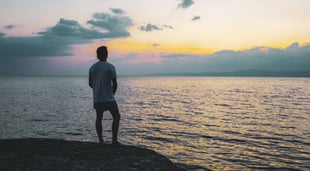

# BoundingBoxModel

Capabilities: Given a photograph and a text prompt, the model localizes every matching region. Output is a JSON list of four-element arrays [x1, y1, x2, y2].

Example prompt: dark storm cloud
[[4, 25, 15, 30], [192, 15, 201, 21], [139, 23, 162, 32], [87, 12, 132, 38], [178, 0, 194, 9]]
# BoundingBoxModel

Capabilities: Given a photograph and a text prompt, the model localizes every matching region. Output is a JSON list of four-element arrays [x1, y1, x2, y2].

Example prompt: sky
[[0, 0, 310, 75]]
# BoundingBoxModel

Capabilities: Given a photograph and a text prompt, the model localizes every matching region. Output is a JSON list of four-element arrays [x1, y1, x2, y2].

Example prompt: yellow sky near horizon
[[105, 0, 310, 55], [1, 0, 310, 58]]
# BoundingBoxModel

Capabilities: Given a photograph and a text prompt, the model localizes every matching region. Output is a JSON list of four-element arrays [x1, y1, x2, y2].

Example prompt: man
[[89, 46, 121, 145]]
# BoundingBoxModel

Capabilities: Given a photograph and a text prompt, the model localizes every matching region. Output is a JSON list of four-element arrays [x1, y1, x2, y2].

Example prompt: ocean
[[0, 76, 309, 170]]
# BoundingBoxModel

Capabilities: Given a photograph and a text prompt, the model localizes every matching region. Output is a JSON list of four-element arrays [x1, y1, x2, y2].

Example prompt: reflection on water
[[0, 77, 309, 170]]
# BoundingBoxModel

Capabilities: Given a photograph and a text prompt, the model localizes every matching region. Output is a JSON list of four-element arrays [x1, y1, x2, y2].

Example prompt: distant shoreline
[[1, 69, 310, 78], [145, 69, 310, 77]]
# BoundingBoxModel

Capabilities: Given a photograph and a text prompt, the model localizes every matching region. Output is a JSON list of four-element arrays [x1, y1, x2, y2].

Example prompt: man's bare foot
[[112, 141, 122, 146], [99, 138, 104, 145], [99, 141, 105, 145]]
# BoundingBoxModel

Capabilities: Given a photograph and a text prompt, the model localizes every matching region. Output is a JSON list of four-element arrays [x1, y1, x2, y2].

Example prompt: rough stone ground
[[0, 138, 185, 171]]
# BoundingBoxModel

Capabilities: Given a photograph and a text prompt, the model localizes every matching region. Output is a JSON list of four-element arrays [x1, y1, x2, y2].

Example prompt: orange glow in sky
[[1, 0, 310, 75]]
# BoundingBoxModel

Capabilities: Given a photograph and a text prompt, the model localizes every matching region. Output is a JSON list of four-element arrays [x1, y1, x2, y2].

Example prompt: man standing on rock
[[89, 46, 121, 145]]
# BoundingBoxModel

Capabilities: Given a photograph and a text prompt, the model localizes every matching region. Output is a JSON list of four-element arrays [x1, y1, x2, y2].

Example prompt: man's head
[[96, 46, 108, 61]]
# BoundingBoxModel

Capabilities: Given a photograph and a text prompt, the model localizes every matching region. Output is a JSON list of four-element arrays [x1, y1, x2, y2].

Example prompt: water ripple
[[0, 77, 309, 170]]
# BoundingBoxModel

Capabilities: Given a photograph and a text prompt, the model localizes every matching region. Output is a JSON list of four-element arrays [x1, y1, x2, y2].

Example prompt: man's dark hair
[[97, 46, 108, 60]]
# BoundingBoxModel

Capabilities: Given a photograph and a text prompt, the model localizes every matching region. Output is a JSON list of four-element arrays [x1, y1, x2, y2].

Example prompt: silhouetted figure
[[89, 46, 121, 145]]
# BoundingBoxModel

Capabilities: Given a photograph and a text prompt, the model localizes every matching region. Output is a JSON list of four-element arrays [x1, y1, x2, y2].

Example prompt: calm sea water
[[0, 76, 309, 170]]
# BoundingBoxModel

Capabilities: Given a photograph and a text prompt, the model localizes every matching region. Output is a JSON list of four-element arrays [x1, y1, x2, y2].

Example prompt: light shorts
[[94, 101, 118, 111]]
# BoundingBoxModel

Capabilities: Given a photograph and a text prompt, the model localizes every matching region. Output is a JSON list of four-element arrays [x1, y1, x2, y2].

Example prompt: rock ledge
[[0, 138, 185, 171]]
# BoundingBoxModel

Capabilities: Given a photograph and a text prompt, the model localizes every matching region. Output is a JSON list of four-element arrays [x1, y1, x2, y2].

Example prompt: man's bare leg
[[109, 103, 121, 145], [95, 109, 104, 144]]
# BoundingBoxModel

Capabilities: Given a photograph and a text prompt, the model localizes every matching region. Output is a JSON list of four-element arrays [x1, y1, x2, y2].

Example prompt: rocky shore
[[0, 138, 185, 171]]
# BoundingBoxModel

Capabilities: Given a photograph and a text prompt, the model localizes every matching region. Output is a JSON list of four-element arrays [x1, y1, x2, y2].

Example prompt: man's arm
[[112, 77, 117, 95], [88, 67, 93, 88], [89, 76, 93, 89]]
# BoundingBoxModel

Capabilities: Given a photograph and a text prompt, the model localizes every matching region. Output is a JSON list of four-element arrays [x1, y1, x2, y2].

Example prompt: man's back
[[89, 61, 116, 102], [89, 46, 121, 145]]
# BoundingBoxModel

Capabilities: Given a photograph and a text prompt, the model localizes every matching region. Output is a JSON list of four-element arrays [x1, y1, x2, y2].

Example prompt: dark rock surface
[[0, 138, 185, 171]]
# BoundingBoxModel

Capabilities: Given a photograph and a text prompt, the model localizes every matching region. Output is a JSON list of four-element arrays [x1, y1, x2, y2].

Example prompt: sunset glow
[[0, 0, 310, 75]]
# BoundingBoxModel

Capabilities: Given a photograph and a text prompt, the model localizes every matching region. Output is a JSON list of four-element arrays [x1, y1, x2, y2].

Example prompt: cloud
[[0, 10, 135, 75], [163, 42, 310, 73], [4, 25, 15, 30], [192, 15, 201, 21], [178, 0, 194, 9], [40, 10, 132, 39], [139, 23, 162, 32], [161, 53, 199, 61], [163, 24, 174, 29], [139, 24, 174, 32], [1, 17, 117, 59], [0, 34, 74, 58], [1, 10, 133, 59], [118, 42, 309, 75], [114, 52, 162, 65], [120, 43, 309, 75], [206, 43, 310, 71], [87, 12, 132, 38], [0, 33, 78, 75], [39, 18, 107, 39], [110, 8, 125, 15], [152, 43, 160, 47], [286, 42, 299, 50]]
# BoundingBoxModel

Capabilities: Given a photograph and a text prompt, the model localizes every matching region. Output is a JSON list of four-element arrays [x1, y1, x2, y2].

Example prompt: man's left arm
[[111, 65, 117, 94], [88, 68, 93, 89], [89, 77, 93, 89], [112, 77, 117, 95]]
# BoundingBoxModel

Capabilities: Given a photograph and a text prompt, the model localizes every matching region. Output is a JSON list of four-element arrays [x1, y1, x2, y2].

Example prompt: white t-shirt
[[89, 61, 117, 102]]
